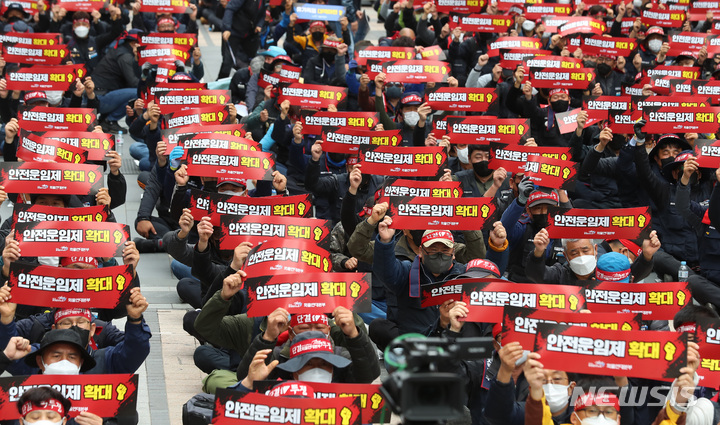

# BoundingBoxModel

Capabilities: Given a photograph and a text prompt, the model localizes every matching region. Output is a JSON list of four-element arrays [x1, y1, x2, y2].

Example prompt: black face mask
[[550, 100, 569, 113], [360, 173, 371, 186], [532, 214, 548, 229], [321, 51, 335, 63], [312, 31, 325, 43], [660, 156, 675, 168], [473, 160, 493, 177], [596, 63, 612, 77], [262, 62, 274, 72], [70, 326, 91, 347], [609, 134, 626, 151]]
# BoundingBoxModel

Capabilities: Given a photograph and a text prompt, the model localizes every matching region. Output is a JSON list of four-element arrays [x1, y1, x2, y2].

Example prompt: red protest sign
[[358, 145, 446, 177], [36, 131, 114, 160], [8, 262, 133, 309], [179, 133, 260, 157], [499, 48, 552, 69], [421, 279, 586, 322], [380, 178, 462, 202], [243, 272, 371, 317], [242, 239, 332, 276], [708, 36, 720, 56], [555, 108, 582, 134], [0, 374, 138, 419], [524, 4, 573, 19], [219, 215, 332, 251], [355, 46, 414, 66], [139, 32, 197, 46], [321, 128, 402, 155], [541, 16, 577, 33], [0, 162, 103, 195], [524, 55, 582, 70], [647, 65, 700, 81], [535, 324, 687, 380], [366, 60, 449, 83], [136, 44, 192, 66], [426, 87, 497, 112], [186, 148, 275, 181], [668, 79, 720, 104], [278, 83, 348, 108], [300, 111, 379, 135], [524, 155, 578, 191], [435, 0, 485, 13], [5, 65, 87, 91], [581, 36, 638, 57], [546, 206, 651, 239], [695, 139, 720, 168], [190, 189, 311, 224], [12, 203, 109, 224], [698, 356, 720, 388], [446, 117, 530, 144], [487, 37, 542, 56], [1, 43, 70, 65], [583, 96, 632, 125], [529, 67, 595, 89], [257, 71, 294, 89], [448, 14, 514, 32], [387, 196, 497, 231], [501, 306, 642, 349], [558, 17, 606, 37], [156, 89, 232, 113], [17, 133, 88, 164], [19, 106, 95, 132], [142, 81, 206, 103], [253, 381, 389, 424], [213, 389, 362, 425], [642, 7, 686, 27], [490, 142, 571, 175], [162, 123, 246, 147], [0, 0, 38, 16], [609, 108, 642, 134], [642, 106, 720, 134], [162, 105, 232, 129], [139, 0, 191, 13], [668, 32, 710, 55], [0, 32, 63, 45], [56, 0, 104, 11], [695, 317, 720, 360], [582, 281, 690, 320], [14, 221, 130, 258]]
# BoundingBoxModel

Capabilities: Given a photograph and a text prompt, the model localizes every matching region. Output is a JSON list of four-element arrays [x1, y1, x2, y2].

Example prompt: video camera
[[380, 335, 494, 424]]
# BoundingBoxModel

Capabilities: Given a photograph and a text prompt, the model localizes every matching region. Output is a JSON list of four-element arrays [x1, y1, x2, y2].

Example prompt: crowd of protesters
[[3, 0, 720, 423]]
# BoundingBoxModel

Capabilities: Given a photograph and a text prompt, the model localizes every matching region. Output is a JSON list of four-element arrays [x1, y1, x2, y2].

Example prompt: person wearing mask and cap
[[452, 145, 509, 202], [1, 3, 30, 32], [286, 15, 351, 67], [243, 46, 288, 110], [65, 7, 124, 75], [593, 54, 634, 97], [638, 26, 667, 67], [370, 221, 507, 351], [16, 386, 104, 425], [301, 36, 348, 87], [501, 186, 572, 282], [373, 76, 432, 146], [520, 19, 536, 37], [91, 29, 142, 133]]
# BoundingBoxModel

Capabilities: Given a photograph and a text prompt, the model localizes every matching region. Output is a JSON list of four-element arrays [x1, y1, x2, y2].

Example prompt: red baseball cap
[[421, 230, 454, 248]]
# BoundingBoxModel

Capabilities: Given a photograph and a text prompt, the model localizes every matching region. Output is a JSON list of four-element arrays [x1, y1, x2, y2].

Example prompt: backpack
[[182, 393, 215, 425]]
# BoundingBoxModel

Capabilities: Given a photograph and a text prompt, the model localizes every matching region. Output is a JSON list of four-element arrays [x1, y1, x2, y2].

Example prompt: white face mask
[[648, 39, 663, 54], [569, 254, 596, 276], [456, 147, 469, 164], [74, 25, 89, 38], [633, 0, 642, 7], [23, 420, 63, 425], [45, 91, 63, 106], [42, 359, 81, 375], [558, 0, 571, 3], [542, 384, 570, 413], [38, 257, 60, 267], [403, 111, 420, 127], [219, 190, 245, 196], [574, 412, 618, 425], [298, 367, 332, 383]]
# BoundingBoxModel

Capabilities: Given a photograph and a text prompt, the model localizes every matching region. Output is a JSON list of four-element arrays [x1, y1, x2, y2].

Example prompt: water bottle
[[116, 131, 124, 156], [678, 261, 689, 282]]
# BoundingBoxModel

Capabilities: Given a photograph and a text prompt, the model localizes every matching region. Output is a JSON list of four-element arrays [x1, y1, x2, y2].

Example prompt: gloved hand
[[517, 176, 534, 205], [141, 62, 155, 80], [633, 118, 647, 144], [174, 60, 186, 73], [169, 146, 184, 171]]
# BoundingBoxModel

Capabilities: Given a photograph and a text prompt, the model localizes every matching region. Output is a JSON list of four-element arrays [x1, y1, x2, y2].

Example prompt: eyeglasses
[[422, 247, 453, 256], [542, 377, 569, 385], [581, 407, 619, 419]]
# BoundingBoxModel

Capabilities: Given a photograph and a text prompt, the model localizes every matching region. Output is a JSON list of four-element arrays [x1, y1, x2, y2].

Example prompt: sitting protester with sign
[[17, 386, 103, 425], [195, 269, 379, 393]]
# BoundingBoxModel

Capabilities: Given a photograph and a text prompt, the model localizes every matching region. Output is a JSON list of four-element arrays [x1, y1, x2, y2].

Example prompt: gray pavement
[[89, 9, 389, 424]]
